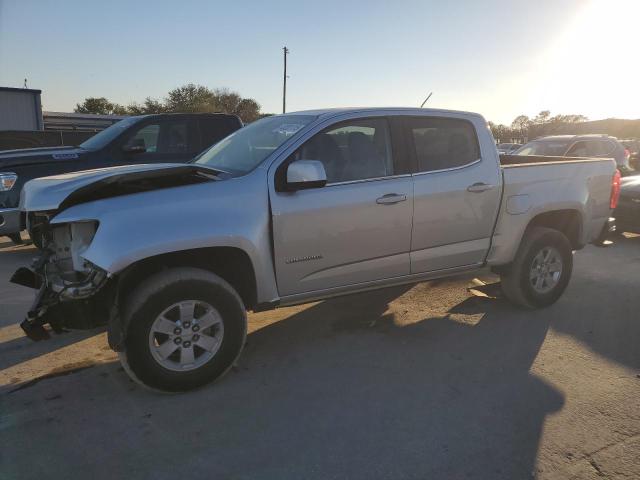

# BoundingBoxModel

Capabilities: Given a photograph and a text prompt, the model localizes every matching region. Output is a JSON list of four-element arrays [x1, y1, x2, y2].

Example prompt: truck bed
[[487, 155, 616, 267]]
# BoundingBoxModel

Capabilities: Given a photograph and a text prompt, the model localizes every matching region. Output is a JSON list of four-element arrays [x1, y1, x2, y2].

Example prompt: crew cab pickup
[[13, 108, 619, 392], [0, 113, 242, 244]]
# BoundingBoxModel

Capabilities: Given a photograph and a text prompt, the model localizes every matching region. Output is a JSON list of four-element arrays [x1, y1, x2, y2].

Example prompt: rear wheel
[[119, 268, 247, 392], [500, 227, 573, 309]]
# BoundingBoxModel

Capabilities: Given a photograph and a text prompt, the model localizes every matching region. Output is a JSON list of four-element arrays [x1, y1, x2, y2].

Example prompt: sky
[[0, 0, 638, 125]]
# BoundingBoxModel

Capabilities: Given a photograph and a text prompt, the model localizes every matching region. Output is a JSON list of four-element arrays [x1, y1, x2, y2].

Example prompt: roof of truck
[[286, 107, 484, 119]]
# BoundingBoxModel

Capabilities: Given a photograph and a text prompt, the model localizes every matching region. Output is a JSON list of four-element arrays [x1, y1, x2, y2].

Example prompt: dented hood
[[20, 163, 219, 212]]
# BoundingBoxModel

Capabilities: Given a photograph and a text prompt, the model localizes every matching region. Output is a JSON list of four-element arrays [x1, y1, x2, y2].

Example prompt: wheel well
[[527, 210, 582, 249], [117, 247, 257, 310]]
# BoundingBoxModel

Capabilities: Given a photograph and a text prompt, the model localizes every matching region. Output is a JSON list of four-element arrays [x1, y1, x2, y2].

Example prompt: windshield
[[194, 114, 317, 175], [79, 117, 142, 150], [516, 140, 570, 156]]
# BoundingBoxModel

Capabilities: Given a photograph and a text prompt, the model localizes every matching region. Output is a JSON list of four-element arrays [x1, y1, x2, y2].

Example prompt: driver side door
[[270, 116, 414, 297]]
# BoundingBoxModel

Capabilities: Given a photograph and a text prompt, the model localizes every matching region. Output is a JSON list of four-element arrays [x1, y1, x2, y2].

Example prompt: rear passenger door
[[406, 116, 501, 273], [270, 116, 414, 296]]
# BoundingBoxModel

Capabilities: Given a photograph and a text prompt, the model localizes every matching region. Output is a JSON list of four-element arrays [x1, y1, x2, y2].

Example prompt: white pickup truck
[[13, 108, 619, 391]]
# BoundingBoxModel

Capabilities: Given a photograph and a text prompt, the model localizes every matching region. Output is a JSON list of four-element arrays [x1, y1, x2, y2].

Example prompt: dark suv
[[0, 113, 242, 244], [515, 134, 632, 175], [620, 139, 640, 170]]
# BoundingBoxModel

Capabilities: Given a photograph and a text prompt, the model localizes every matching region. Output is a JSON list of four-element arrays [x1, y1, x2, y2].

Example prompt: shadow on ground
[[1, 285, 564, 480], [551, 235, 640, 370]]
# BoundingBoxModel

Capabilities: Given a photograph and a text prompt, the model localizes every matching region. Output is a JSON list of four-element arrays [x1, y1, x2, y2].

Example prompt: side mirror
[[286, 160, 327, 190]]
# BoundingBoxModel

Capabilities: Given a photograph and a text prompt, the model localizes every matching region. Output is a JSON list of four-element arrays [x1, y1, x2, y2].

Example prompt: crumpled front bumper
[[11, 254, 110, 341]]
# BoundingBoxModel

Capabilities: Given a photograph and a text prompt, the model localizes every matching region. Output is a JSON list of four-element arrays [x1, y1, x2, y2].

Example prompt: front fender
[[50, 171, 279, 304]]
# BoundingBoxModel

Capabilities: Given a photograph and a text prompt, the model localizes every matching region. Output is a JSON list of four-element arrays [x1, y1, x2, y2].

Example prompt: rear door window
[[161, 121, 189, 154], [406, 117, 480, 173]]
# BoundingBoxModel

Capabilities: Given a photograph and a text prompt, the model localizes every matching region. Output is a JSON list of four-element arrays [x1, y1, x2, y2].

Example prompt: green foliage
[[74, 84, 262, 122], [126, 97, 167, 115], [74, 97, 127, 115]]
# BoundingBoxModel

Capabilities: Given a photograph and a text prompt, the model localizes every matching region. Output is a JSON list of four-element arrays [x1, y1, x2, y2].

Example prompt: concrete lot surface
[[0, 236, 639, 479]]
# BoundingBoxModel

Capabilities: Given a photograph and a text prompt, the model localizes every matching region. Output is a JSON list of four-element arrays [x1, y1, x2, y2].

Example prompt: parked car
[[614, 174, 640, 234], [13, 107, 617, 392], [620, 139, 640, 170], [0, 113, 242, 245], [497, 143, 521, 154], [514, 134, 632, 175]]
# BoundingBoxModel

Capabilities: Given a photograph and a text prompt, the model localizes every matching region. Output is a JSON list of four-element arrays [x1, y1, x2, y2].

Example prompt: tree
[[511, 115, 531, 132], [235, 98, 261, 123], [126, 97, 166, 115], [74, 84, 263, 122], [213, 88, 261, 122], [74, 97, 126, 115], [488, 121, 514, 142], [165, 84, 217, 113], [163, 84, 261, 122], [533, 110, 551, 124]]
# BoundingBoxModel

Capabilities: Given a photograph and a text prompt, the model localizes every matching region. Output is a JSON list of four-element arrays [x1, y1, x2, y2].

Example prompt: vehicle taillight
[[610, 169, 621, 209]]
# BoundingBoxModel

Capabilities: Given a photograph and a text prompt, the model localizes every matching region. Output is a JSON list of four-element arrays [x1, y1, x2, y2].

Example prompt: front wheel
[[500, 227, 573, 309], [119, 268, 247, 392]]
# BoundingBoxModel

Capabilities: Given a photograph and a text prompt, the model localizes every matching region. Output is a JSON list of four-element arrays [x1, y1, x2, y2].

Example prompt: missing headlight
[[50, 221, 99, 274]]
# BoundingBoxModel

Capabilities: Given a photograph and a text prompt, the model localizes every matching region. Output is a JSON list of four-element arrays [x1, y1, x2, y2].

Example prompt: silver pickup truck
[[13, 108, 619, 391]]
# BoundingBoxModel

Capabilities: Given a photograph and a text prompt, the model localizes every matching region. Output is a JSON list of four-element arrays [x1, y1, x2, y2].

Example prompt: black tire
[[27, 228, 43, 249], [500, 227, 573, 309], [119, 267, 247, 392], [7, 233, 23, 245]]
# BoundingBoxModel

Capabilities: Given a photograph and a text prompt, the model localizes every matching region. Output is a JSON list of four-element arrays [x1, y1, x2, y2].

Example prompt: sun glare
[[529, 0, 640, 120]]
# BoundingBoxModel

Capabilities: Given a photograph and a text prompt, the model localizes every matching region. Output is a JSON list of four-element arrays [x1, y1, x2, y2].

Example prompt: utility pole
[[282, 46, 289, 113]]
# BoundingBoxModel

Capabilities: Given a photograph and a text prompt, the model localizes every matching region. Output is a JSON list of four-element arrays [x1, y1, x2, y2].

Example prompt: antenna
[[282, 46, 290, 113], [23, 78, 28, 89], [420, 92, 433, 108]]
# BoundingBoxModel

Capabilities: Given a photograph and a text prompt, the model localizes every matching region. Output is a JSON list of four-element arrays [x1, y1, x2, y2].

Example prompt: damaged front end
[[12, 217, 112, 341]]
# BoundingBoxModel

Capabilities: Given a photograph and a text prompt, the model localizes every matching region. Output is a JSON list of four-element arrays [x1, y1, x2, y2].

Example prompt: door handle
[[467, 182, 495, 193], [376, 193, 407, 205]]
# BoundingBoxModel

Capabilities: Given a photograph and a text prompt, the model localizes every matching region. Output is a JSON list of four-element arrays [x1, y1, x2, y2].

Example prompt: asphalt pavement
[[0, 235, 638, 479]]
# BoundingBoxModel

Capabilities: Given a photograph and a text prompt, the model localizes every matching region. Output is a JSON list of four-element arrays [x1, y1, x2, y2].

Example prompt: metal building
[[0, 87, 43, 130], [43, 111, 127, 132]]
